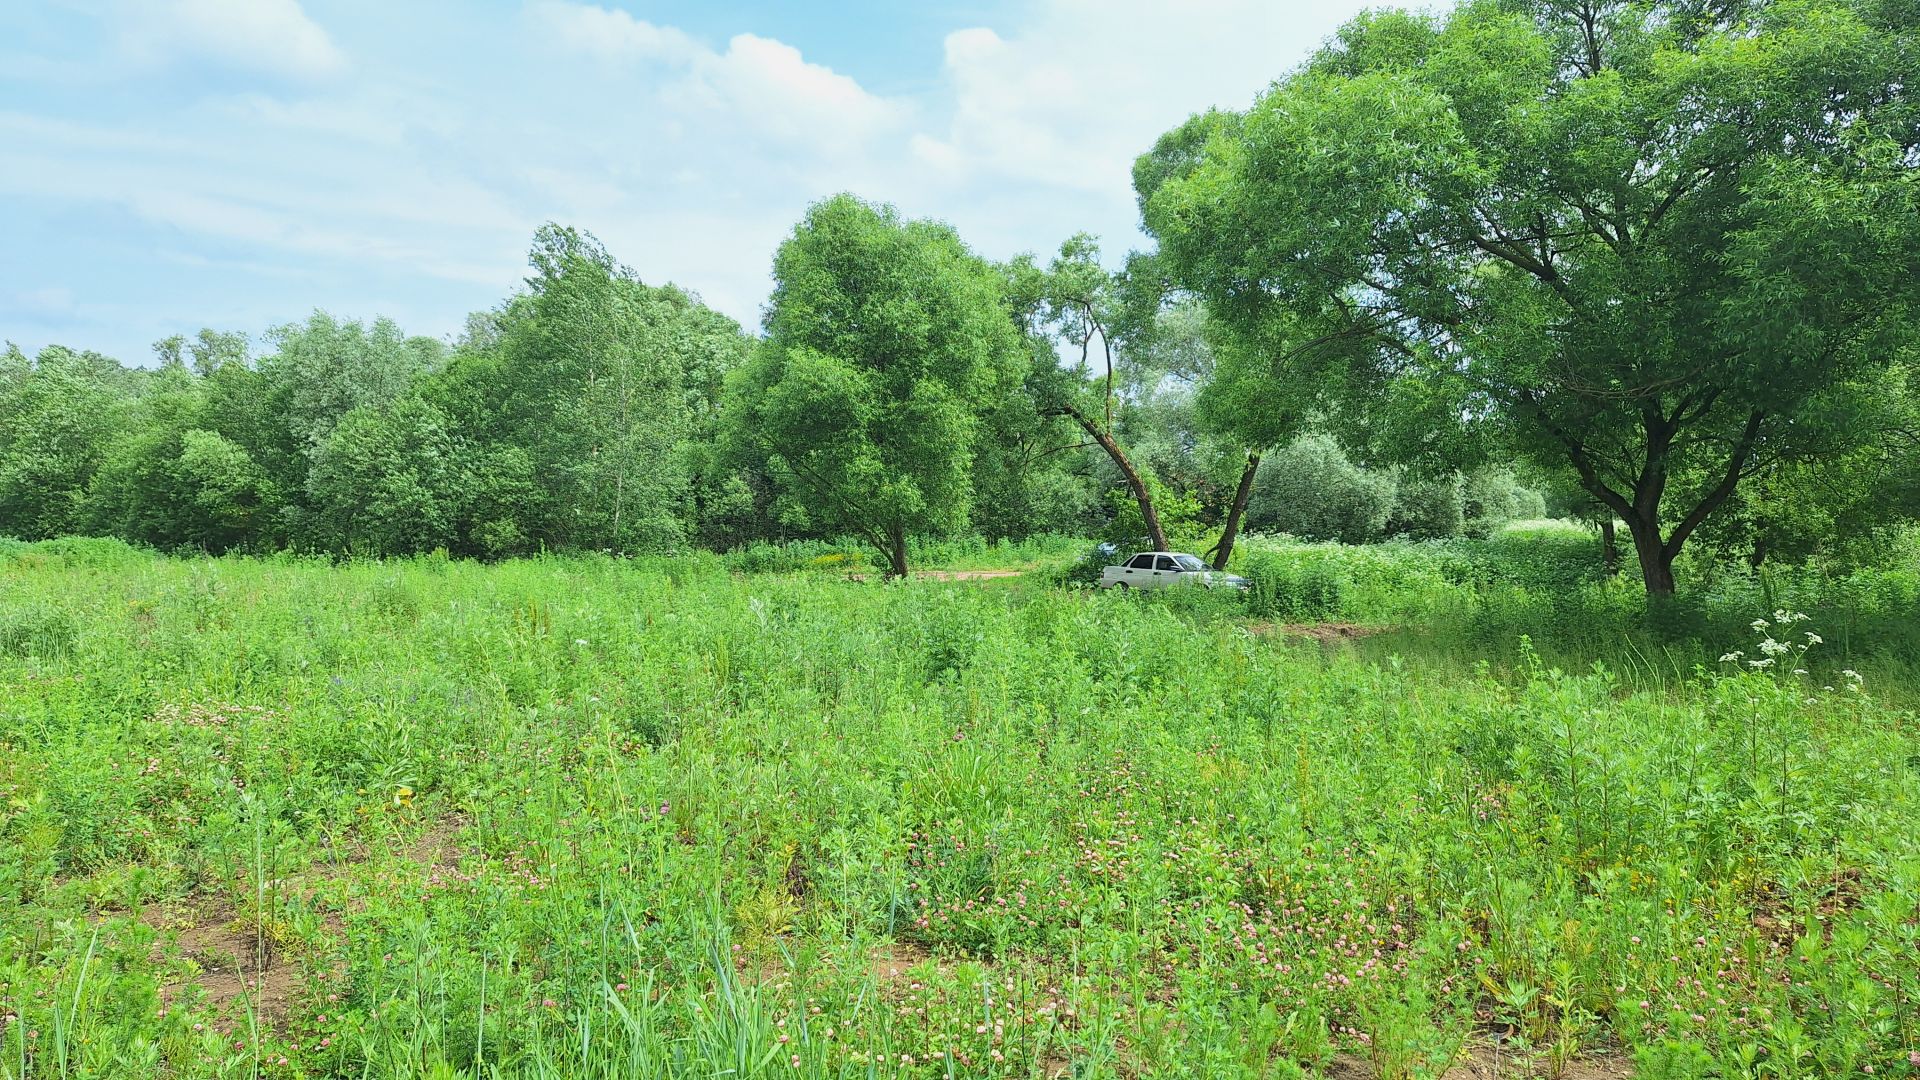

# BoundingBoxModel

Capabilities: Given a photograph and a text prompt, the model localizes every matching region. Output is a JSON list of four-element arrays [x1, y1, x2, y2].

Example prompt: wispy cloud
[[0, 0, 1372, 362], [121, 0, 348, 81]]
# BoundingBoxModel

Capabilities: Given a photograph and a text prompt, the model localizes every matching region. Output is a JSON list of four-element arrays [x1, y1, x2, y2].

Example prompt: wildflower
[[1719, 651, 1744, 662], [1804, 632, 1822, 645], [1747, 658, 1774, 670]]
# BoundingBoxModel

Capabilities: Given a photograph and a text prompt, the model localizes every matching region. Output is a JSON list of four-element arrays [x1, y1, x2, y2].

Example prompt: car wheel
[[1114, 581, 1129, 591]]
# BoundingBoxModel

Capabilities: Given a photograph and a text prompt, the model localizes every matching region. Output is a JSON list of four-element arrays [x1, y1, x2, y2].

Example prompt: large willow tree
[[725, 195, 1021, 577], [1141, 0, 1920, 595]]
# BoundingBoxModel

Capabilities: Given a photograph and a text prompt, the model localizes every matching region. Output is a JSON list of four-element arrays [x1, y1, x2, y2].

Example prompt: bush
[[0, 604, 79, 658], [1246, 435, 1396, 544], [1387, 473, 1467, 539], [0, 536, 152, 571], [1053, 542, 1121, 588], [1464, 467, 1547, 539], [1240, 549, 1350, 621]]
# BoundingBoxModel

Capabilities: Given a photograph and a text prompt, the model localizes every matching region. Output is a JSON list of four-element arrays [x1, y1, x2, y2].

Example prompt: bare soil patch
[[1750, 866, 1866, 948], [865, 940, 951, 985], [1247, 621, 1390, 643], [144, 899, 302, 1026]]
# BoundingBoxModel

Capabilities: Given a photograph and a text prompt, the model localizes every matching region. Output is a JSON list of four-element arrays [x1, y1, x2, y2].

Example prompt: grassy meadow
[[2, 538, 1918, 1078]]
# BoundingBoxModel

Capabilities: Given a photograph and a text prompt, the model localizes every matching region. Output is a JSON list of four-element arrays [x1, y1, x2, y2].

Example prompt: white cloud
[[3, 0, 1376, 362], [531, 2, 906, 150], [911, 0, 1364, 200], [699, 34, 907, 146], [526, 0, 697, 64], [128, 0, 348, 81]]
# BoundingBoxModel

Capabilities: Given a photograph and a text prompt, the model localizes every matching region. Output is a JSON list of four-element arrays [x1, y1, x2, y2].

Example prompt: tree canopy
[[3, 0, 1916, 590], [723, 194, 1023, 576], [1139, 0, 1920, 594]]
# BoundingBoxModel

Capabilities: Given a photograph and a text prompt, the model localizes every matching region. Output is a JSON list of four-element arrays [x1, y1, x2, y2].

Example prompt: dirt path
[[914, 569, 1024, 581]]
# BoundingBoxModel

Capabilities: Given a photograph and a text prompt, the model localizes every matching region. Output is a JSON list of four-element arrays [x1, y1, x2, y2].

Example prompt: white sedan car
[[1100, 551, 1249, 591]]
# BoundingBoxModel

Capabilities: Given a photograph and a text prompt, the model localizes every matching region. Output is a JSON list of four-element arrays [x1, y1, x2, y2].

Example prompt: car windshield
[[1172, 555, 1208, 572]]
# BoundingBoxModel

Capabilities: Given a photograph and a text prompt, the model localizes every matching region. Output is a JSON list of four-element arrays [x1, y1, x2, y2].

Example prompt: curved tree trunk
[[1210, 452, 1261, 570], [1600, 518, 1619, 576], [1057, 401, 1169, 552]]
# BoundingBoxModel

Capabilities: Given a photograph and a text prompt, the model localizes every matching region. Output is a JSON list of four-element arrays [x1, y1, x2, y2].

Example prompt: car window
[[1128, 554, 1155, 569], [1173, 555, 1207, 572], [1155, 556, 1180, 571]]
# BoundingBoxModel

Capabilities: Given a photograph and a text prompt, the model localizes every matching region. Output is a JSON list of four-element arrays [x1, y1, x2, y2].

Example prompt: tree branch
[[1664, 409, 1767, 558]]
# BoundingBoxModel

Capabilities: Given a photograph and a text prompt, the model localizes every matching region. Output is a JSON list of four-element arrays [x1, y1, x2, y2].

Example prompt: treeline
[[0, 215, 1555, 569], [1, 227, 753, 559], [5, 0, 1920, 597]]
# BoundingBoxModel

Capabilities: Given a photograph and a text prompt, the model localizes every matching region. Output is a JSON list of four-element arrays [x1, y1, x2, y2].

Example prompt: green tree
[[1245, 434, 1398, 544], [1139, 0, 1920, 596], [726, 194, 1021, 577], [433, 225, 750, 555], [0, 347, 124, 539], [1007, 237, 1175, 552], [305, 395, 464, 555], [260, 312, 439, 453]]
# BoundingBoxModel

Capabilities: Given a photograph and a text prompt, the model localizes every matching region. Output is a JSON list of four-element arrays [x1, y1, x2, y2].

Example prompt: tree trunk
[[1749, 536, 1768, 569], [1556, 408, 1764, 601], [1059, 402, 1169, 552], [1599, 518, 1619, 576], [886, 522, 909, 580], [1211, 452, 1261, 570], [1624, 514, 1676, 597]]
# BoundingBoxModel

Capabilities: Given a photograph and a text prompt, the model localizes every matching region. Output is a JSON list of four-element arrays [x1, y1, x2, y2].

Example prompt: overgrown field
[[2, 543, 1918, 1078]]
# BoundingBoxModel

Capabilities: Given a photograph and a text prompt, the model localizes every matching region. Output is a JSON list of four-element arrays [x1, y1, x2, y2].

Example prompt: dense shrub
[[1245, 434, 1396, 543], [0, 535, 153, 571], [1386, 472, 1467, 540], [1245, 436, 1547, 544], [1239, 549, 1349, 620]]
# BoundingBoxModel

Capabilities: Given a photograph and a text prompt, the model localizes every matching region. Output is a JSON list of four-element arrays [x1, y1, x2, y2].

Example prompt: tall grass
[[0, 542, 1915, 1076]]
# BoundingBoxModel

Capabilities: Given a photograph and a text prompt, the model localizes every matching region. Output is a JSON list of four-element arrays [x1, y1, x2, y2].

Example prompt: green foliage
[[261, 311, 439, 452], [1243, 435, 1545, 544], [1246, 434, 1397, 544], [724, 195, 1022, 574], [1141, 0, 1920, 595], [433, 224, 753, 556], [1239, 549, 1348, 621], [304, 395, 465, 555], [2, 553, 1917, 1077], [0, 346, 125, 539]]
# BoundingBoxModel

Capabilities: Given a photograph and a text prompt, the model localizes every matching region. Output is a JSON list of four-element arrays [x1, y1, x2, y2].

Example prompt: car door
[[1152, 554, 1181, 588], [1125, 553, 1155, 585]]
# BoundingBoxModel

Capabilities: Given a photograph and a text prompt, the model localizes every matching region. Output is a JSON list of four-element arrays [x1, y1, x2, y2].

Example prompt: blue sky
[[1, 0, 1372, 364]]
